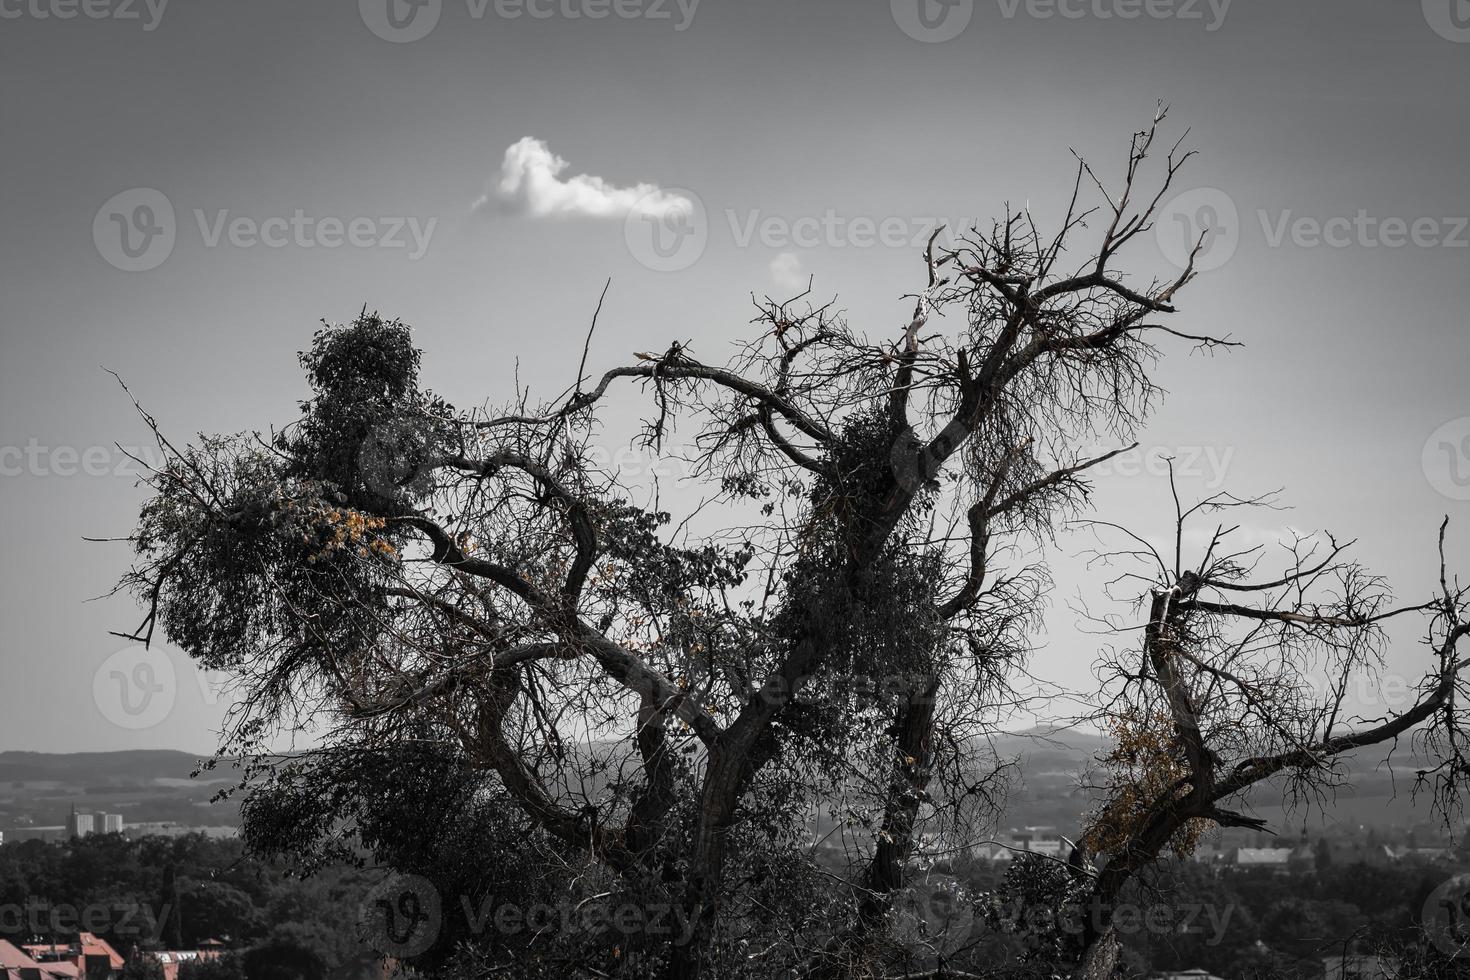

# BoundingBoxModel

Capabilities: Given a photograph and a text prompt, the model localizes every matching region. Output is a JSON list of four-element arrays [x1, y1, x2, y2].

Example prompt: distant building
[[967, 827, 1080, 863], [1226, 846, 1293, 869], [149, 945, 223, 980], [1395, 846, 1452, 863], [65, 806, 93, 839], [7, 820, 237, 844], [1322, 953, 1400, 980], [1009, 826, 1071, 859]]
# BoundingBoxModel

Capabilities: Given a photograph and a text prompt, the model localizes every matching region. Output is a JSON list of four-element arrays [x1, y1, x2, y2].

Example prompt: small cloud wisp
[[478, 136, 690, 220]]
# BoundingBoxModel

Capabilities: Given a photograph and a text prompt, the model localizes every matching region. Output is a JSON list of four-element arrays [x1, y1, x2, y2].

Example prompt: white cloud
[[478, 136, 691, 220], [770, 251, 807, 293]]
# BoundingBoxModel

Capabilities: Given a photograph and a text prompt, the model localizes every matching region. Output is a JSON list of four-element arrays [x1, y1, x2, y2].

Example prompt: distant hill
[[976, 726, 1454, 835], [1, 731, 1452, 842], [0, 749, 213, 783], [0, 749, 240, 833]]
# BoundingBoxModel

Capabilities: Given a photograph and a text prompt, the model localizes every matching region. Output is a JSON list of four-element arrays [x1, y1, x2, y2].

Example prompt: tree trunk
[[1075, 926, 1120, 980], [664, 747, 742, 980], [857, 676, 940, 928]]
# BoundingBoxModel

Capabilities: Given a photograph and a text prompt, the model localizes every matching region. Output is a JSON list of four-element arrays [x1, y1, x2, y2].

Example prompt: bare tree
[[1069, 483, 1470, 978], [116, 109, 1227, 979]]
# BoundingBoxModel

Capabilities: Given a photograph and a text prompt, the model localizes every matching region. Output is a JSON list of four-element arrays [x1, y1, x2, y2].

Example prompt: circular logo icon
[[93, 188, 176, 272], [1156, 187, 1239, 273], [1423, 0, 1470, 42], [360, 416, 438, 499], [1425, 874, 1470, 956], [1423, 417, 1470, 501], [624, 187, 707, 272], [358, 874, 442, 958], [93, 645, 177, 730], [359, 0, 442, 42], [892, 0, 975, 42], [895, 873, 976, 960]]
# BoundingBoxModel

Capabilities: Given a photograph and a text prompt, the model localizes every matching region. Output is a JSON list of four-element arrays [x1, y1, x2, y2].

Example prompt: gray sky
[[1, 0, 1467, 753]]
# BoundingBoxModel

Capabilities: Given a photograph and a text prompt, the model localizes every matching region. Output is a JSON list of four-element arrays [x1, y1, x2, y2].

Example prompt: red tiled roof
[[17, 933, 124, 978], [0, 938, 47, 980], [79, 934, 124, 970], [0, 938, 41, 966]]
